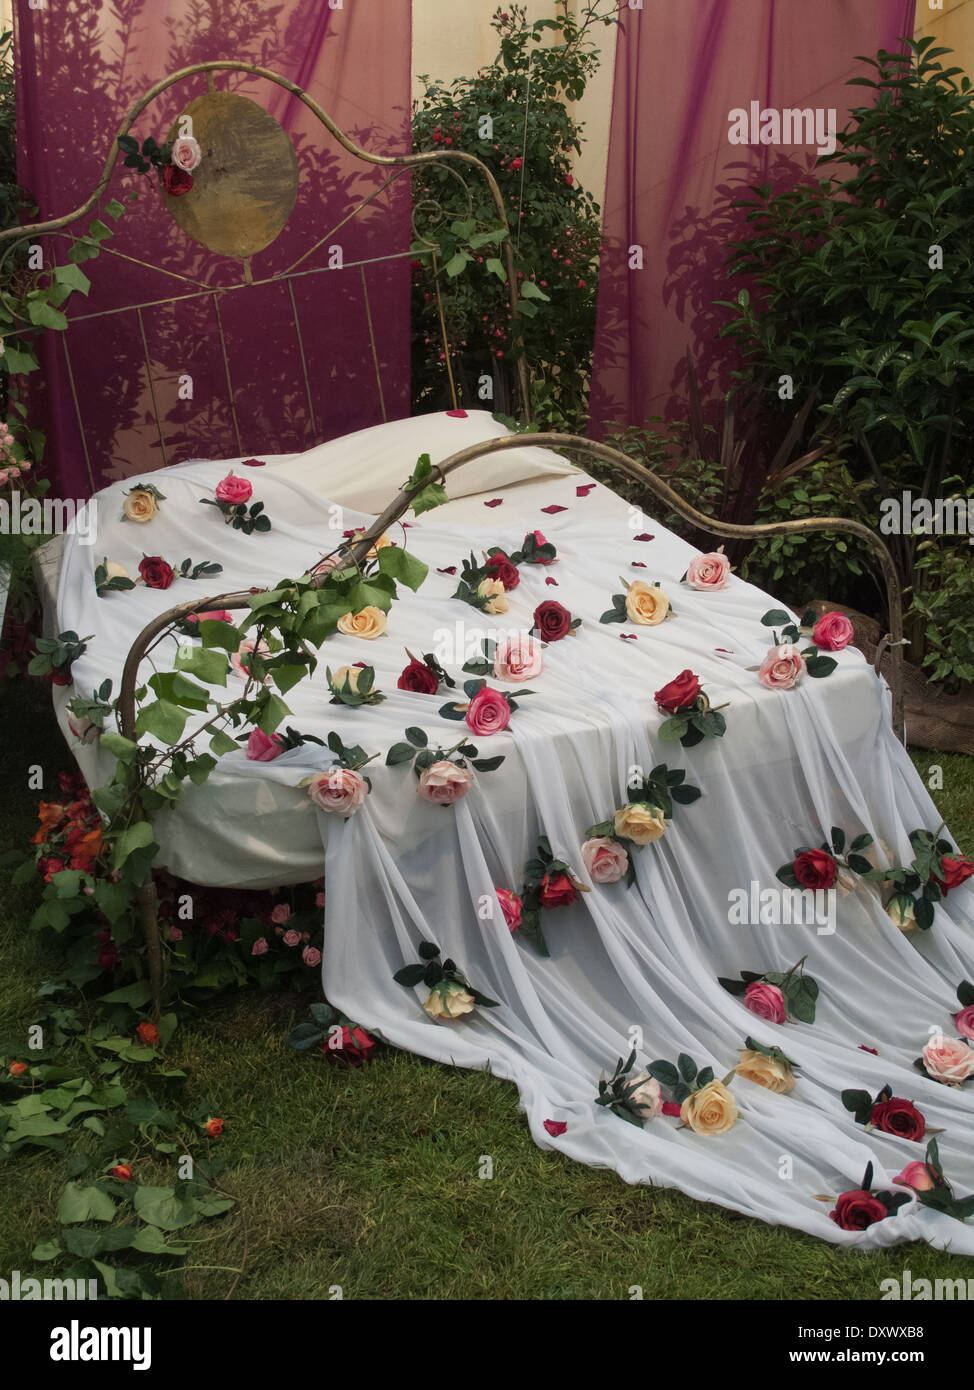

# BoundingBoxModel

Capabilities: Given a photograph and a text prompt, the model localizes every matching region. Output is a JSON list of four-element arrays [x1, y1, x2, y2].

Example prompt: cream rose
[[122, 488, 158, 523], [613, 802, 667, 846], [417, 760, 474, 805], [477, 577, 509, 615], [423, 980, 476, 1021], [330, 665, 361, 692], [921, 1036, 974, 1085], [625, 1070, 663, 1121], [886, 897, 917, 932], [758, 643, 806, 690], [103, 561, 130, 581], [680, 1080, 738, 1136], [686, 551, 731, 590], [736, 1049, 796, 1095], [307, 766, 368, 816], [337, 606, 387, 640], [624, 580, 669, 626]]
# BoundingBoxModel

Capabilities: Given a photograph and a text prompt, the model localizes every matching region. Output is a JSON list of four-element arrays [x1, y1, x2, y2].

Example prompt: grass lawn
[[2, 681, 973, 1301]]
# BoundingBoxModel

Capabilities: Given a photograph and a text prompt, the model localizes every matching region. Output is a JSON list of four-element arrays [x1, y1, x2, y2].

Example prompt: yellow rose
[[423, 980, 476, 1021], [624, 580, 669, 626], [680, 1080, 738, 1136], [337, 606, 387, 640], [613, 802, 667, 845], [122, 488, 158, 523], [330, 665, 361, 693], [477, 577, 509, 615], [104, 561, 130, 581], [886, 897, 917, 932], [736, 1049, 796, 1095], [351, 528, 390, 561]]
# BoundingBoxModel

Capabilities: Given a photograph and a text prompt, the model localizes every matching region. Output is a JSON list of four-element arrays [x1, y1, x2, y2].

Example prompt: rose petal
[[241, 457, 266, 467], [620, 633, 638, 641], [484, 498, 504, 508], [576, 484, 596, 496], [543, 1119, 567, 1137], [541, 504, 568, 514], [544, 577, 558, 586], [633, 532, 654, 541], [631, 561, 647, 568], [446, 409, 468, 418], [714, 648, 735, 657], [437, 566, 457, 575], [661, 1102, 682, 1117], [859, 1045, 879, 1055]]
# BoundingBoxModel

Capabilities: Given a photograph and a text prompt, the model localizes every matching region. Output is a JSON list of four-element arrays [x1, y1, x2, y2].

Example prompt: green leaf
[[209, 729, 240, 756], [377, 545, 429, 592], [111, 822, 154, 872], [53, 262, 91, 296], [132, 1185, 197, 1231], [27, 298, 68, 331], [57, 1182, 116, 1224], [100, 732, 137, 764], [134, 699, 188, 745], [257, 693, 291, 734], [174, 644, 228, 687]]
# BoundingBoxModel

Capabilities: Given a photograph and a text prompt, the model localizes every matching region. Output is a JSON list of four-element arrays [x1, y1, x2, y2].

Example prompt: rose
[[626, 1071, 663, 1121], [307, 767, 368, 816], [348, 528, 390, 561], [758, 643, 805, 690], [330, 665, 361, 693], [654, 669, 701, 712], [325, 1024, 375, 1065], [477, 577, 509, 615], [812, 610, 855, 651], [886, 897, 916, 932], [9, 1061, 28, 1076], [171, 135, 202, 171], [485, 552, 519, 589], [736, 1049, 796, 1094], [581, 836, 629, 884], [231, 638, 270, 680], [496, 888, 522, 931], [122, 488, 158, 523], [612, 803, 666, 846], [251, 937, 269, 956], [528, 530, 554, 563], [270, 903, 291, 925], [283, 929, 301, 947], [624, 581, 669, 625], [186, 609, 233, 625], [111, 1163, 133, 1180], [67, 711, 100, 745], [539, 871, 577, 908], [955, 1005, 974, 1042], [138, 556, 175, 589], [214, 472, 253, 504], [493, 633, 543, 683], [300, 945, 321, 968], [893, 1161, 935, 1192], [398, 659, 439, 693], [204, 1117, 224, 1137], [246, 728, 283, 761], [103, 561, 131, 581], [793, 849, 838, 891], [744, 981, 786, 1024], [686, 552, 731, 590], [163, 163, 193, 196], [533, 600, 572, 641], [417, 760, 473, 805], [871, 1097, 926, 1142], [136, 1021, 160, 1047], [466, 685, 511, 736], [936, 855, 974, 894], [423, 980, 476, 1021], [337, 606, 387, 639], [830, 1189, 888, 1231], [680, 1080, 738, 1135], [921, 1036, 974, 1084]]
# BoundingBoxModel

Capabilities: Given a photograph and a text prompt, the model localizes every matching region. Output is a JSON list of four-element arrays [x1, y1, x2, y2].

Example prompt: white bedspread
[[53, 410, 974, 1251]]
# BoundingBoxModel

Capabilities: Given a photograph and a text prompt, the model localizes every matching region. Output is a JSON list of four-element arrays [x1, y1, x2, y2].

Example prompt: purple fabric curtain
[[589, 0, 916, 438], [14, 0, 412, 498]]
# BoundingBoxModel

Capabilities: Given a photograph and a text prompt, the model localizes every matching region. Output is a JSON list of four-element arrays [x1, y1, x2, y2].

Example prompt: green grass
[[1, 683, 973, 1300]]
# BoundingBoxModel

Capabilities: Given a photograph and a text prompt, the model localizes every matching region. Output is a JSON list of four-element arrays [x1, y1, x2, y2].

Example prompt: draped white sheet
[[54, 411, 974, 1250]]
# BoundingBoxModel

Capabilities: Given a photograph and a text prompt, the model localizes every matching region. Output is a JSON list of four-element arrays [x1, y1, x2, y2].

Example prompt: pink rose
[[171, 135, 202, 171], [466, 685, 511, 736], [251, 937, 269, 956], [307, 767, 368, 816], [493, 633, 543, 684], [758, 643, 805, 690], [270, 903, 291, 925], [231, 638, 270, 680], [315, 891, 326, 908], [686, 551, 731, 590], [302, 946, 321, 967], [922, 1036, 974, 1084], [812, 610, 855, 651], [955, 1005, 974, 1042], [246, 728, 283, 761], [186, 609, 234, 626], [496, 888, 522, 931], [626, 1071, 663, 1121], [893, 1161, 935, 1192], [283, 929, 301, 947], [744, 981, 786, 1024], [215, 472, 253, 505], [529, 530, 555, 564], [417, 760, 474, 805], [581, 836, 629, 884]]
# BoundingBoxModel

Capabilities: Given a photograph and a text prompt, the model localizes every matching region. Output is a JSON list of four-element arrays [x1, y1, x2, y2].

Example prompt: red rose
[[793, 849, 838, 891], [163, 163, 194, 196], [397, 659, 439, 694], [112, 1163, 133, 1181], [137, 1021, 160, 1047], [204, 1117, 224, 1137], [936, 855, 974, 895], [9, 1061, 28, 1076], [539, 871, 577, 908], [49, 669, 72, 686], [870, 1097, 925, 1143], [323, 1024, 376, 1067], [533, 600, 572, 641], [654, 669, 702, 713], [138, 556, 175, 590], [830, 1188, 888, 1231], [485, 552, 519, 589], [97, 942, 119, 971]]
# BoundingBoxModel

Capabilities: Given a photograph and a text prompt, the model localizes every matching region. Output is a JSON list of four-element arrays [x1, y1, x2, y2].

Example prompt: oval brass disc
[[163, 90, 299, 259]]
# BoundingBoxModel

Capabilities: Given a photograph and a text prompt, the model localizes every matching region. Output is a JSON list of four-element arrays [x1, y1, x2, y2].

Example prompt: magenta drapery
[[14, 0, 412, 498], [589, 0, 917, 438]]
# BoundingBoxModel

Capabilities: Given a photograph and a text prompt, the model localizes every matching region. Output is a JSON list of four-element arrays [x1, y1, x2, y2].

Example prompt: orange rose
[[204, 1117, 224, 1137], [336, 606, 387, 640]]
